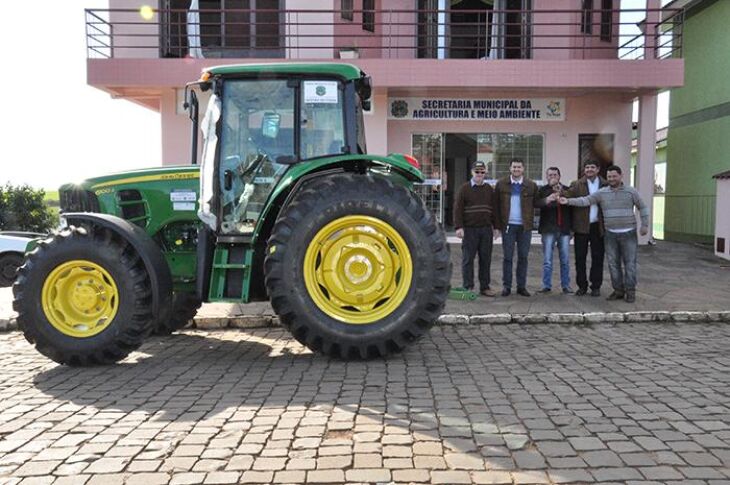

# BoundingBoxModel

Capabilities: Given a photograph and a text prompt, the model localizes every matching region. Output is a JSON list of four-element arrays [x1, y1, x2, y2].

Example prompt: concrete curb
[[1, 311, 729, 333]]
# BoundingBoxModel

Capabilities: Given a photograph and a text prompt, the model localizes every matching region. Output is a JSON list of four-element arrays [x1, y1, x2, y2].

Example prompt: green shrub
[[0, 184, 58, 233]]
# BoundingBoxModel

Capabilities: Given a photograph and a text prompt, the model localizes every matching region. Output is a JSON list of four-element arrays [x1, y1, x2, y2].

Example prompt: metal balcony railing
[[85, 7, 683, 61]]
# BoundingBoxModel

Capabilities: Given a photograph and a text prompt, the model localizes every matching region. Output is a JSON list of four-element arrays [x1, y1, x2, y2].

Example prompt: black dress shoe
[[606, 291, 625, 301], [575, 288, 587, 296], [501, 288, 511, 297], [625, 290, 636, 303], [537, 288, 551, 294], [590, 289, 601, 297], [562, 287, 574, 294], [517, 288, 531, 297]]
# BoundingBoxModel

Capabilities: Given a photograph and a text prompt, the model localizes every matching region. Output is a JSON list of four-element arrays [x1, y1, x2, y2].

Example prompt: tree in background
[[0, 184, 57, 233]]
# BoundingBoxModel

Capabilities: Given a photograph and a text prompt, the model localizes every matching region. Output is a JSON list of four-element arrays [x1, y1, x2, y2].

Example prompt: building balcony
[[86, 5, 684, 108]]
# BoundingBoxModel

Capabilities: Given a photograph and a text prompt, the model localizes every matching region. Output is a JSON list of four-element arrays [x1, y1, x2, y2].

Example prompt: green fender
[[252, 154, 424, 244]]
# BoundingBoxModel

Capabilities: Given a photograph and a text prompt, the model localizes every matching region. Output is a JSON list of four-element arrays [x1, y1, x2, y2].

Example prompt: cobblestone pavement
[[1, 324, 729, 485]]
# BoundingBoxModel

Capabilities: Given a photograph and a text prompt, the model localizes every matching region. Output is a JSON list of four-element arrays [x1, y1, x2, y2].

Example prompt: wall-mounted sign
[[388, 98, 565, 121], [304, 81, 339, 104]]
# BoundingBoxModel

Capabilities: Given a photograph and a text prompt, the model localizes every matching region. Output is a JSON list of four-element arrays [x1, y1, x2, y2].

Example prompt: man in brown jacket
[[565, 160, 607, 296], [494, 158, 539, 296], [454, 161, 497, 296]]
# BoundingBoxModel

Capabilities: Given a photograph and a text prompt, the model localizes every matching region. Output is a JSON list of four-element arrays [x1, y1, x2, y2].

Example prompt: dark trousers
[[461, 226, 493, 291], [604, 229, 638, 292], [574, 222, 604, 291], [502, 224, 531, 290]]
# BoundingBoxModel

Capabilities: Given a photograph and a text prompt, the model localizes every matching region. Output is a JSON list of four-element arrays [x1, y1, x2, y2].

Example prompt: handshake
[[546, 192, 570, 205]]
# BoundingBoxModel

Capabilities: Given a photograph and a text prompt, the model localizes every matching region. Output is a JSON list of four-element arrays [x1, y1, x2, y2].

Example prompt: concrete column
[[637, 93, 657, 245], [644, 0, 660, 59]]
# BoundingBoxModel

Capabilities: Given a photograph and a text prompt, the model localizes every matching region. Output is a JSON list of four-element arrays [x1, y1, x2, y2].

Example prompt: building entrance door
[[444, 134, 478, 230]]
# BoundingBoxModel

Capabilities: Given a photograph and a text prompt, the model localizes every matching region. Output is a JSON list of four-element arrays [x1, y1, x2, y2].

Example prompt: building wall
[[665, 0, 730, 243], [108, 0, 160, 58], [286, 0, 336, 59], [385, 93, 633, 184]]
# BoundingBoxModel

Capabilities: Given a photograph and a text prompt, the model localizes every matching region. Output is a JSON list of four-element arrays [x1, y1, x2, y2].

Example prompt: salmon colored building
[[86, 0, 684, 241]]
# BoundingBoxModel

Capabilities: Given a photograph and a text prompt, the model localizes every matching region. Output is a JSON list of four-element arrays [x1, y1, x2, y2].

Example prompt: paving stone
[[305, 469, 344, 483], [203, 471, 240, 484], [353, 453, 382, 468], [568, 437, 606, 451], [512, 470, 550, 484], [591, 467, 643, 481], [548, 468, 595, 483], [639, 466, 684, 480], [444, 452, 485, 470], [316, 455, 351, 469], [471, 471, 513, 484], [125, 473, 171, 485], [392, 469, 430, 482], [84, 457, 130, 474], [345, 468, 391, 482], [238, 470, 274, 483], [272, 470, 306, 484], [430, 470, 472, 483]]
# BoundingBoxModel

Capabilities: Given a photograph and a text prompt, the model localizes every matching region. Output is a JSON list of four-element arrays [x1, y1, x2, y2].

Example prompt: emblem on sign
[[316, 85, 326, 97], [546, 101, 562, 118], [390, 100, 408, 118]]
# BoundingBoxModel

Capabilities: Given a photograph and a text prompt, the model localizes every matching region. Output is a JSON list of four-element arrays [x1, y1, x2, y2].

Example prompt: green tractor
[[13, 63, 451, 365]]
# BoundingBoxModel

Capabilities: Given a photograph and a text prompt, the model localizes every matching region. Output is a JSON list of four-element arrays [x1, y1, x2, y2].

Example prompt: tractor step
[[208, 243, 253, 302]]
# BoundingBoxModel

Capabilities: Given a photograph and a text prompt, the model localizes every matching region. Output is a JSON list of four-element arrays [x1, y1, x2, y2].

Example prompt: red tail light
[[403, 154, 420, 170]]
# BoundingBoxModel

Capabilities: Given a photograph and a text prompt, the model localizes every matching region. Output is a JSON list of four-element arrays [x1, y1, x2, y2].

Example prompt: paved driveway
[[1, 323, 729, 484]]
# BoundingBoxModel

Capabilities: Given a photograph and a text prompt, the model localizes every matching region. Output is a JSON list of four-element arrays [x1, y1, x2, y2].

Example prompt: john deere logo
[[391, 100, 408, 118], [316, 85, 327, 97]]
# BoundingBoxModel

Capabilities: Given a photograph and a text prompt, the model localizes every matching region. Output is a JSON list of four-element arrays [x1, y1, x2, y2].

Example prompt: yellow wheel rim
[[303, 215, 413, 324], [41, 260, 119, 338]]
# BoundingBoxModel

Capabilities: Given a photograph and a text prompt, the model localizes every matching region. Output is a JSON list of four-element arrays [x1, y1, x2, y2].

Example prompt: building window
[[600, 0, 612, 41], [341, 0, 353, 21], [581, 0, 593, 34], [362, 0, 375, 32]]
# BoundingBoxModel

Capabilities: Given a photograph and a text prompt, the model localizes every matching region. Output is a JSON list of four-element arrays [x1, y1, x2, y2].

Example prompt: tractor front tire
[[153, 292, 202, 335], [265, 173, 450, 359], [13, 226, 155, 365]]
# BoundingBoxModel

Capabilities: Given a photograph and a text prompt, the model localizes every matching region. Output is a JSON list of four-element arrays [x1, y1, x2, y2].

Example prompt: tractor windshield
[[218, 79, 295, 234], [215, 78, 348, 234]]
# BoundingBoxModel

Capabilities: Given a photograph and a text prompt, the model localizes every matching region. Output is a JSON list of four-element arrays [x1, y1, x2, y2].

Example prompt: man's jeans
[[461, 226, 493, 291], [541, 232, 571, 290], [502, 224, 531, 290], [604, 229, 638, 292]]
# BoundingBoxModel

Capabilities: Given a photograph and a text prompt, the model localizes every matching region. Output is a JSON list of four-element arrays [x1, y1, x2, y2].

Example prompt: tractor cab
[[192, 64, 372, 236]]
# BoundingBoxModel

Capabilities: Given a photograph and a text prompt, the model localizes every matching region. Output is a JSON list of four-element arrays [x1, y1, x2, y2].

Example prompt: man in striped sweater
[[560, 165, 649, 303], [454, 161, 497, 297]]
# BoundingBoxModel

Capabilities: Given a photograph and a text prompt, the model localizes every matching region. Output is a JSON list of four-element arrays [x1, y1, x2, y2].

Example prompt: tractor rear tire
[[0, 253, 23, 287], [264, 173, 450, 359], [13, 226, 155, 365], [153, 292, 202, 335]]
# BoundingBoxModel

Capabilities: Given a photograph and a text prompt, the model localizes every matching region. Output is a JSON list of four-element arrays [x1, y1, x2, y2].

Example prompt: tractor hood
[[59, 166, 200, 193]]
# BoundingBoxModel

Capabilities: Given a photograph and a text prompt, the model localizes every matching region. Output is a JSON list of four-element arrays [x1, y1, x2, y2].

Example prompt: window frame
[[362, 0, 375, 33], [341, 0, 353, 21], [600, 0, 613, 42], [581, 0, 593, 35]]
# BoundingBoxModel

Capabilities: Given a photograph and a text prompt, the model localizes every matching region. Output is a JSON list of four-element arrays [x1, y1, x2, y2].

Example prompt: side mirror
[[261, 112, 281, 139]]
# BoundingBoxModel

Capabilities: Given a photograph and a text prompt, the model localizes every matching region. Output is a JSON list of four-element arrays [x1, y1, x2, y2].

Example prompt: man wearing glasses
[[454, 161, 497, 297]]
